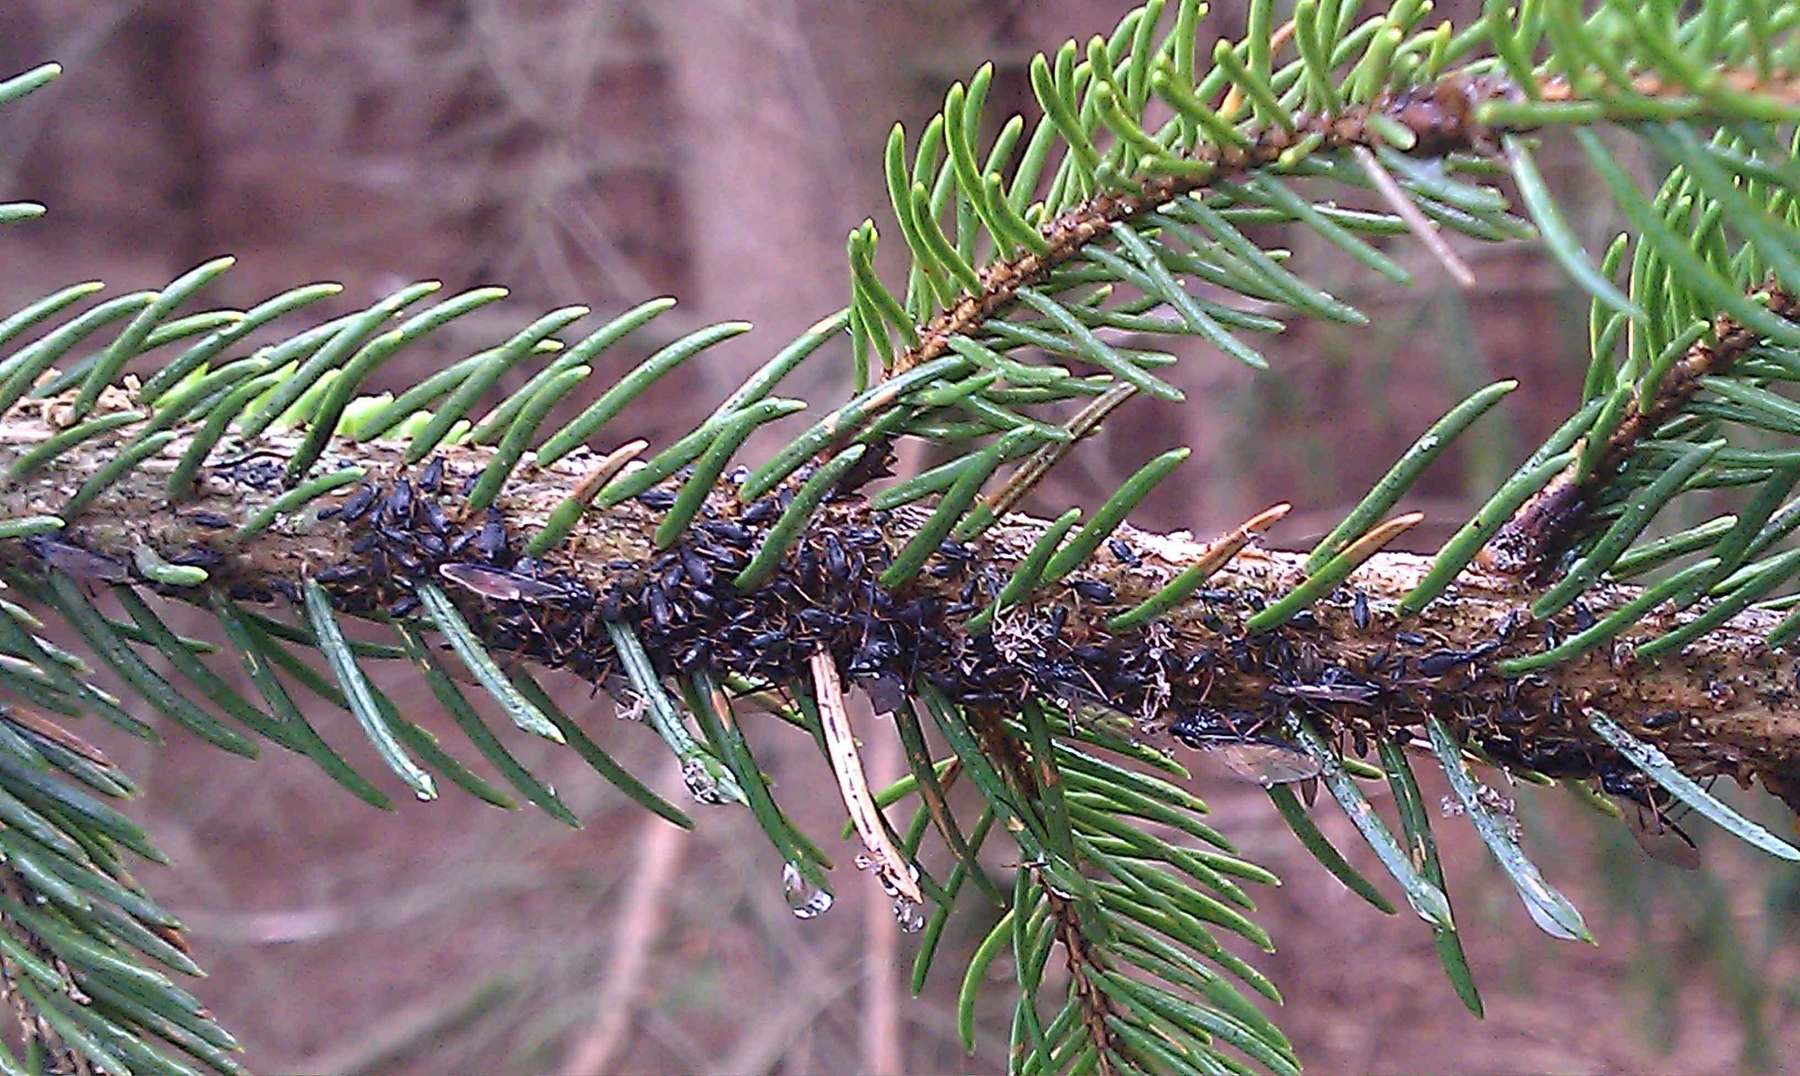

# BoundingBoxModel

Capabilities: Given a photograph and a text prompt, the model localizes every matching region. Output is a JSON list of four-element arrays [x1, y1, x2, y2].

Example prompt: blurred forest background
[[1, 1, 1798, 1073]]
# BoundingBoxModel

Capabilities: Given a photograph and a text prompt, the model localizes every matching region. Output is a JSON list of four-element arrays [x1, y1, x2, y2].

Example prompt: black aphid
[[1107, 538, 1140, 566], [1070, 579, 1116, 604], [1395, 631, 1427, 646], [701, 520, 751, 546], [1352, 590, 1370, 630], [378, 524, 411, 548], [1417, 649, 1472, 677], [937, 540, 974, 569], [797, 607, 835, 629], [188, 511, 234, 529], [644, 585, 672, 629], [1169, 711, 1321, 785], [690, 543, 740, 567], [385, 478, 414, 524], [315, 564, 366, 584], [638, 488, 677, 510], [419, 457, 445, 493], [1071, 644, 1112, 666], [681, 547, 715, 590], [1468, 638, 1502, 661], [1601, 766, 1702, 868], [1510, 739, 1594, 777], [476, 512, 508, 562], [170, 547, 224, 569], [337, 484, 378, 523], [231, 457, 283, 490], [823, 535, 848, 583]]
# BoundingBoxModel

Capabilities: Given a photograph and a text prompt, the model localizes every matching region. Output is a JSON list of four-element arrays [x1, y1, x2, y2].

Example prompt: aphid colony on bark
[[275, 459, 1457, 765], [7, 435, 1728, 810], [12, 418, 1777, 835]]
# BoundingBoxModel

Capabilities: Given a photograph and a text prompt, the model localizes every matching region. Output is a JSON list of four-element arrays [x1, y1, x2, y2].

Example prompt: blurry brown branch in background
[[561, 758, 689, 1076]]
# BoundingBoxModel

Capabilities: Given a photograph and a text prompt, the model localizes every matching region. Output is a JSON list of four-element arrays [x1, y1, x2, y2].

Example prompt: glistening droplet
[[782, 862, 834, 920], [893, 896, 926, 934]]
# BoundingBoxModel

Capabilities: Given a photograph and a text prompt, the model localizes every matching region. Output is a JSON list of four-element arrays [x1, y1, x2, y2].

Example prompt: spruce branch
[[889, 71, 1522, 378], [1484, 285, 1800, 579], [3, 408, 1796, 788], [886, 66, 1800, 382], [6, 1, 1800, 1070]]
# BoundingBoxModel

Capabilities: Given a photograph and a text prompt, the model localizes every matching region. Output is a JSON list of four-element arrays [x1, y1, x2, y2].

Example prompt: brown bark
[[2, 399, 1797, 808]]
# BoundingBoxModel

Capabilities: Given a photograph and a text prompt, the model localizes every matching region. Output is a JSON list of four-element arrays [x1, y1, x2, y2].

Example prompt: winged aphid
[[1602, 767, 1702, 869], [439, 562, 575, 605], [24, 537, 128, 583], [1169, 708, 1322, 786]]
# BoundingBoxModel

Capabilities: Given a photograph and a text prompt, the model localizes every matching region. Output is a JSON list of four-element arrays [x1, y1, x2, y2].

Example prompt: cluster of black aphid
[[263, 453, 1292, 735], [5, 447, 1707, 789], [286, 459, 1496, 771]]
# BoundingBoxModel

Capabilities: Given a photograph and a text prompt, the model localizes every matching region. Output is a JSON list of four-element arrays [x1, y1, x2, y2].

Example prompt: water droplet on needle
[[782, 862, 834, 920]]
